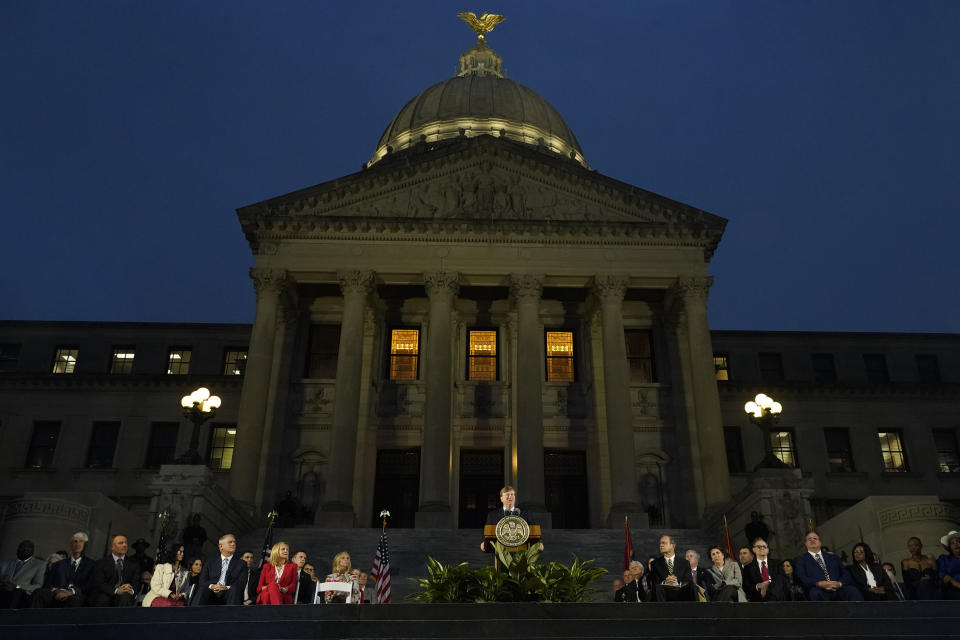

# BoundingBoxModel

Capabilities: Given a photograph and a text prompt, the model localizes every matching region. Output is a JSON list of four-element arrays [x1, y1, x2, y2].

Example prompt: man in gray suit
[[0, 540, 45, 608]]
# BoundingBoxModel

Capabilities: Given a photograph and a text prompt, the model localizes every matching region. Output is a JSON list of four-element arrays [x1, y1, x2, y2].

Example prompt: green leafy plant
[[407, 557, 476, 603]]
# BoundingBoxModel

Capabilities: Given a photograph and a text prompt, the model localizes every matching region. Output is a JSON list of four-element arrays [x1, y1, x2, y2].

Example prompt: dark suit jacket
[[242, 566, 260, 603], [794, 551, 853, 595], [484, 507, 530, 526], [46, 555, 96, 598], [690, 565, 715, 596], [89, 555, 141, 601], [649, 555, 692, 586], [295, 571, 315, 604], [742, 557, 787, 601], [196, 555, 246, 605], [849, 562, 896, 600], [615, 578, 645, 602]]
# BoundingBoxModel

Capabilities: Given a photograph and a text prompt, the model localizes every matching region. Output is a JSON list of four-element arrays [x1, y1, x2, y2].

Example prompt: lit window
[[545, 331, 574, 382], [209, 425, 237, 471], [389, 329, 419, 381], [222, 350, 247, 376], [933, 429, 959, 473], [86, 421, 120, 469], [878, 431, 908, 472], [625, 330, 655, 383], [52, 347, 79, 374], [468, 330, 497, 381], [110, 348, 135, 374], [713, 354, 729, 381], [167, 348, 192, 375], [824, 427, 855, 472], [305, 325, 340, 378], [25, 421, 60, 469], [771, 430, 797, 467]]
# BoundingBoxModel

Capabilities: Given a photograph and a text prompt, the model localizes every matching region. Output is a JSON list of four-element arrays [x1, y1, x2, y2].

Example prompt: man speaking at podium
[[480, 486, 541, 552]]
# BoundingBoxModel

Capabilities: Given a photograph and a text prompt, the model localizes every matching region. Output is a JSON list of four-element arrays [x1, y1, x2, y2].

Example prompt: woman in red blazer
[[256, 541, 298, 604]]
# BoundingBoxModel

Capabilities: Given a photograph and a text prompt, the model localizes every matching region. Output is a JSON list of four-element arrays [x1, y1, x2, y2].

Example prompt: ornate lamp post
[[744, 393, 787, 470], [175, 387, 221, 464]]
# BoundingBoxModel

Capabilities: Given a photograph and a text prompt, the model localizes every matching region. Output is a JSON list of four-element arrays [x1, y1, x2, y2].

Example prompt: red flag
[[623, 516, 635, 570], [722, 514, 735, 561]]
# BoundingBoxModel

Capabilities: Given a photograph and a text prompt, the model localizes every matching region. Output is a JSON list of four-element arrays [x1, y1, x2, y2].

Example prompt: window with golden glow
[[52, 347, 78, 374], [771, 430, 798, 467], [222, 350, 247, 376], [166, 348, 191, 375], [208, 425, 236, 471], [468, 330, 497, 381], [878, 431, 908, 472], [545, 331, 575, 382], [714, 354, 730, 381], [389, 329, 419, 381], [110, 348, 135, 374], [625, 330, 655, 383]]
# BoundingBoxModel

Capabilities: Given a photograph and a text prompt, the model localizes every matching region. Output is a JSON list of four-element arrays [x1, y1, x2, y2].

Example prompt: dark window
[[864, 354, 889, 384], [545, 331, 575, 382], [877, 431, 908, 472], [723, 427, 745, 472], [0, 344, 21, 373], [86, 421, 120, 468], [208, 424, 236, 471], [625, 330, 656, 383], [916, 355, 941, 383], [305, 325, 340, 378], [145, 422, 179, 468], [166, 348, 191, 375], [933, 429, 960, 473], [771, 430, 798, 467], [25, 421, 60, 468], [467, 329, 498, 381], [52, 347, 79, 374], [811, 353, 837, 383], [110, 347, 135, 375], [714, 353, 730, 381], [824, 428, 855, 472], [222, 350, 247, 376], [758, 352, 784, 382], [388, 328, 420, 381]]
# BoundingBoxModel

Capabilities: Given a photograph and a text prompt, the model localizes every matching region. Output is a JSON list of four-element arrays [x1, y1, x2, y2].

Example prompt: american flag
[[370, 529, 391, 604]]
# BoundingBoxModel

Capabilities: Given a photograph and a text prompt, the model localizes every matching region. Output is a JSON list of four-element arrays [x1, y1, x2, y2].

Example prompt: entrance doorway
[[371, 448, 420, 528], [458, 449, 504, 529], [545, 449, 589, 528]]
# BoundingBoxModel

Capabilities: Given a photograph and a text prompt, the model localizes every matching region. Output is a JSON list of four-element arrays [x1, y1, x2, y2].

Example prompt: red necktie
[[761, 561, 770, 581]]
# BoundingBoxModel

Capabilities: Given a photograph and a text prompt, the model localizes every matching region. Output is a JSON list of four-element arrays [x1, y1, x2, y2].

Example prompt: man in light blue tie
[[193, 534, 245, 606]]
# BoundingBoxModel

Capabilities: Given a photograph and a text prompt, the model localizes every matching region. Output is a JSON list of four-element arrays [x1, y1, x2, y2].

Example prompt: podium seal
[[495, 515, 530, 547]]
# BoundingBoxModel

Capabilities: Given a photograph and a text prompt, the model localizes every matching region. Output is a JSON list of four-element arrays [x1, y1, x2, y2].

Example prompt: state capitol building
[[1, 21, 957, 564]]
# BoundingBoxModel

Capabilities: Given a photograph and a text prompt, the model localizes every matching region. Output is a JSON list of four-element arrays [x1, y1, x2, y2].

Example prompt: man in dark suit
[[793, 531, 862, 602], [742, 537, 787, 602], [0, 539, 45, 608], [31, 532, 95, 608], [480, 485, 539, 552], [684, 549, 715, 600], [194, 533, 246, 606], [616, 561, 647, 602], [86, 535, 141, 607], [649, 535, 695, 601], [239, 550, 258, 606], [292, 550, 314, 604]]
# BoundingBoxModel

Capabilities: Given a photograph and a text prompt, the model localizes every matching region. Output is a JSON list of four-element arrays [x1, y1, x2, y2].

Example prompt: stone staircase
[[241, 527, 720, 601]]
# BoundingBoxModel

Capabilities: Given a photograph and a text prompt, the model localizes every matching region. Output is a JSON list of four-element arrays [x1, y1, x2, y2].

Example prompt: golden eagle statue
[[457, 12, 506, 42]]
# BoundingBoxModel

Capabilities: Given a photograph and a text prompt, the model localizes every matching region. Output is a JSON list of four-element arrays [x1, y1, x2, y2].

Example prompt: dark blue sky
[[3, 1, 958, 332]]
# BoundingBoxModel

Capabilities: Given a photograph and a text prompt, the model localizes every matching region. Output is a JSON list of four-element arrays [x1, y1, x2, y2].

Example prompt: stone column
[[230, 267, 288, 509], [510, 274, 548, 522], [318, 270, 374, 527], [416, 271, 459, 528], [593, 275, 646, 525], [671, 277, 731, 512]]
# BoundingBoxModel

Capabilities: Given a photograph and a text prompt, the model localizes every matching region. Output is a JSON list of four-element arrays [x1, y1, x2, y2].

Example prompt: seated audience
[[324, 551, 360, 603], [292, 550, 313, 604], [143, 544, 190, 607], [743, 537, 787, 602], [0, 539, 45, 609], [42, 552, 67, 588], [938, 530, 960, 600], [705, 546, 746, 602], [239, 550, 258, 606], [195, 533, 246, 606], [849, 542, 896, 601], [901, 536, 941, 600], [612, 576, 624, 602], [87, 535, 141, 607], [780, 559, 806, 601], [358, 570, 375, 603], [685, 549, 714, 601], [31, 532, 94, 608], [793, 531, 862, 602], [649, 535, 695, 602], [880, 562, 906, 600], [134, 570, 152, 605], [738, 546, 755, 573], [186, 558, 202, 603], [256, 541, 297, 605]]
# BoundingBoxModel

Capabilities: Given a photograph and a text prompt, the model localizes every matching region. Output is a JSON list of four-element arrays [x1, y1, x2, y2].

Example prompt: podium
[[484, 521, 542, 570]]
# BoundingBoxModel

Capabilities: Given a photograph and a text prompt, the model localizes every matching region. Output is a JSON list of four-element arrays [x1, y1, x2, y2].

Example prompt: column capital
[[592, 274, 629, 304], [670, 276, 714, 303], [423, 271, 460, 301], [337, 270, 375, 298], [510, 273, 544, 303], [250, 267, 291, 295]]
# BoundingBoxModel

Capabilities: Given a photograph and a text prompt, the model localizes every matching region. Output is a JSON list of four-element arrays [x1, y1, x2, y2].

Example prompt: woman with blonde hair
[[256, 541, 298, 605], [324, 551, 360, 603]]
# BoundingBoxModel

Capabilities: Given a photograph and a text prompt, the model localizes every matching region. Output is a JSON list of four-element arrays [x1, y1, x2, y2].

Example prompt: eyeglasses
[[752, 545, 768, 549]]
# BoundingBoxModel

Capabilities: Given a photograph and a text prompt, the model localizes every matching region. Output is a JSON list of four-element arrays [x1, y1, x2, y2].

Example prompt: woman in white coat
[[142, 544, 190, 607]]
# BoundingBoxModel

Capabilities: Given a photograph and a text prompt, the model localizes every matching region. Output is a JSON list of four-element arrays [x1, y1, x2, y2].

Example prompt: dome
[[369, 38, 587, 168]]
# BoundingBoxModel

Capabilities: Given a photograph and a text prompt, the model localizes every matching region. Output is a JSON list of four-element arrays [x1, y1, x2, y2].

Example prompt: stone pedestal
[[724, 468, 814, 558]]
